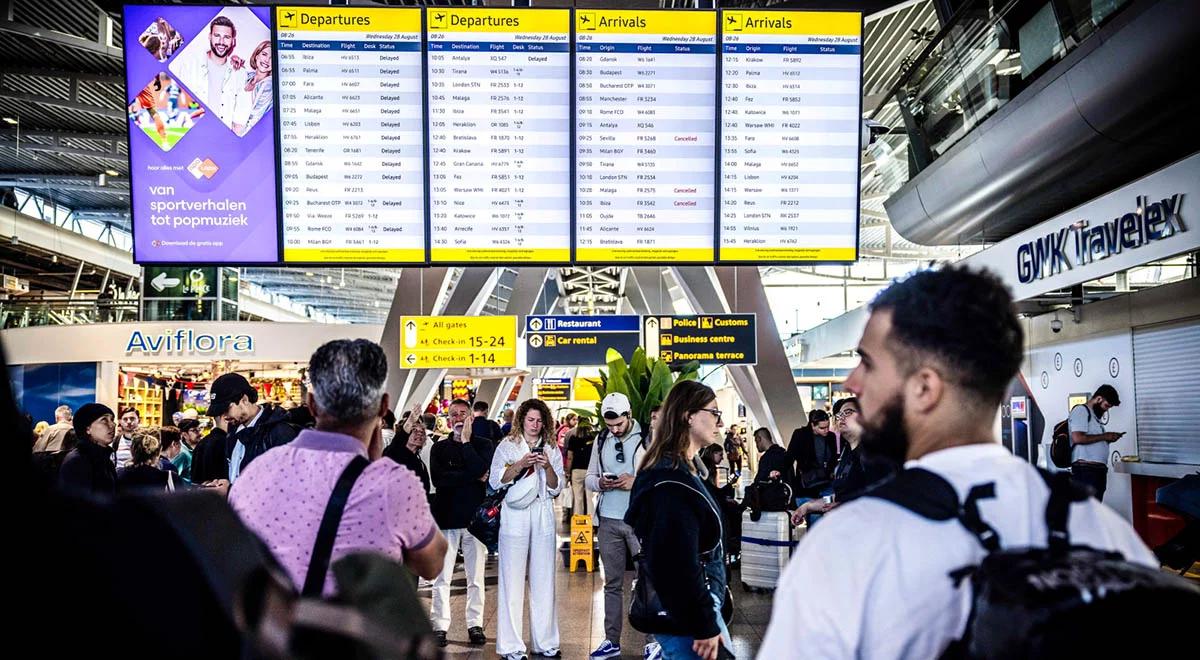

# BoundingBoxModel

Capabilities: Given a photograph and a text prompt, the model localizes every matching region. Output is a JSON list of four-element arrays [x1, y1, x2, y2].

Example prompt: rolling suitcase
[[740, 510, 801, 591]]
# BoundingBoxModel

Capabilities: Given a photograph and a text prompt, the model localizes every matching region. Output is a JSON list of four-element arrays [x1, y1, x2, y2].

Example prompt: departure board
[[574, 10, 718, 263], [276, 7, 426, 263], [426, 8, 572, 263], [719, 10, 862, 262]]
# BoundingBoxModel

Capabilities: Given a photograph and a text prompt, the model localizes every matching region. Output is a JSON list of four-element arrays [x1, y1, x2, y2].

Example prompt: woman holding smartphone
[[489, 398, 565, 660]]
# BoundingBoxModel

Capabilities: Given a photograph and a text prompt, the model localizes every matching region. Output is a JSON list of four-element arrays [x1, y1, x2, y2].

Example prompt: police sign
[[643, 314, 757, 365]]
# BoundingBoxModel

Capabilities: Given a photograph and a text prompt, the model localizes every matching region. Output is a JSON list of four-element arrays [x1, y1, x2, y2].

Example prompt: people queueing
[[490, 399, 565, 660], [626, 381, 731, 660]]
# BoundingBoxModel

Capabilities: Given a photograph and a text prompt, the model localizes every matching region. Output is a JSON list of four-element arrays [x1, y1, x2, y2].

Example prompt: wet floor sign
[[570, 515, 594, 572]]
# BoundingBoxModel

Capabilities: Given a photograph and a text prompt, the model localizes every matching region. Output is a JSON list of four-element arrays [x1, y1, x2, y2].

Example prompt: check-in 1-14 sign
[[400, 315, 518, 369]]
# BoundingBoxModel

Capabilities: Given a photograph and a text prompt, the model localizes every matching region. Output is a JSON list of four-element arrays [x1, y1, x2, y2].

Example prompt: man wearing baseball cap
[[207, 373, 300, 485], [585, 392, 658, 660]]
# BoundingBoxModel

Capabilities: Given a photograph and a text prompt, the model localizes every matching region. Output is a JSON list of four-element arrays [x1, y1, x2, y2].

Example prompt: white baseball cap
[[601, 392, 631, 419]]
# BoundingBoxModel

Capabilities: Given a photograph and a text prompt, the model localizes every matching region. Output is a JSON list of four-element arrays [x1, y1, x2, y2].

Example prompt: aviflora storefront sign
[[125, 329, 254, 356], [1017, 194, 1186, 284]]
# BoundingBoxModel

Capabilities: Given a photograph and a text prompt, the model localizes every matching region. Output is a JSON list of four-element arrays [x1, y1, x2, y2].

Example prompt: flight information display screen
[[719, 10, 862, 262], [574, 10, 717, 264], [276, 6, 426, 264], [122, 6, 862, 267], [426, 8, 572, 264]]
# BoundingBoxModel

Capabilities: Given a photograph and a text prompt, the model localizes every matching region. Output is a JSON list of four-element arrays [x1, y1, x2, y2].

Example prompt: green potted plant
[[572, 347, 700, 429]]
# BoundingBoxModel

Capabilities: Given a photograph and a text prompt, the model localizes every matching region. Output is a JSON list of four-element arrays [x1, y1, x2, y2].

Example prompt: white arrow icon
[[151, 272, 180, 292], [404, 319, 418, 348]]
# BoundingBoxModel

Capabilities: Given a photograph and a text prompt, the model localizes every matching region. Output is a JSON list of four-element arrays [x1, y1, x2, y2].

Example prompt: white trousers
[[496, 499, 560, 655], [430, 527, 486, 631]]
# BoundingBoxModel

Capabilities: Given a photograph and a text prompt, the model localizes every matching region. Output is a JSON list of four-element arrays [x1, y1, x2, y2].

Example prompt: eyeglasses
[[835, 409, 859, 419], [697, 408, 723, 422]]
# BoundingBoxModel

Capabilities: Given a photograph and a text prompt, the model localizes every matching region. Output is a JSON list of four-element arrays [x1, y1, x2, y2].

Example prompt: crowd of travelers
[[19, 265, 1198, 659]]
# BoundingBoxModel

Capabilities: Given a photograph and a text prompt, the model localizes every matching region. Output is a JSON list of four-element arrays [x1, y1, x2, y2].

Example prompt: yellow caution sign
[[569, 514, 594, 572]]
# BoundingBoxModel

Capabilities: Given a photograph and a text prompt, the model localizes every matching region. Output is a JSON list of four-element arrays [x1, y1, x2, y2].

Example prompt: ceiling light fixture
[[1, 117, 17, 125], [104, 169, 120, 177]]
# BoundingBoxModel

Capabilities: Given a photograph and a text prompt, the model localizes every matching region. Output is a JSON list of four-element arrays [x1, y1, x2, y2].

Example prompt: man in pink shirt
[[230, 339, 447, 595]]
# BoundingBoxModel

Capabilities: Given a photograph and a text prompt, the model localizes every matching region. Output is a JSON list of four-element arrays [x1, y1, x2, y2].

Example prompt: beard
[[857, 392, 909, 466], [211, 41, 230, 57], [1091, 403, 1105, 418]]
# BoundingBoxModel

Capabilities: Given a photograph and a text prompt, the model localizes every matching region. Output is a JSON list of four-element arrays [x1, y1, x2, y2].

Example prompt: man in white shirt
[[115, 407, 140, 469], [171, 16, 243, 127], [759, 265, 1155, 660], [1069, 384, 1123, 501]]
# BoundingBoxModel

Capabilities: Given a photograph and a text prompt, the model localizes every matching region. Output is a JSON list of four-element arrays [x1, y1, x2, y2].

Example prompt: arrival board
[[276, 6, 427, 263], [426, 8, 572, 263], [574, 10, 718, 263], [719, 10, 862, 262]]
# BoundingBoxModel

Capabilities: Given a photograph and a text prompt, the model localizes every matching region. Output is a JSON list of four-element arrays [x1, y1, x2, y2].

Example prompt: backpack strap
[[866, 468, 1001, 552], [303, 455, 369, 597], [1035, 468, 1090, 554], [596, 428, 609, 474]]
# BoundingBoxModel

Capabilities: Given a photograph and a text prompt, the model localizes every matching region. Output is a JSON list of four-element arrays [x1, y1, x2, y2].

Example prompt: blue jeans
[[795, 486, 835, 527], [656, 592, 732, 660]]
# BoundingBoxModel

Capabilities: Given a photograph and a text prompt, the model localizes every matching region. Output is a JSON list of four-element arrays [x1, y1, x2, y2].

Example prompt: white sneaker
[[644, 641, 663, 660]]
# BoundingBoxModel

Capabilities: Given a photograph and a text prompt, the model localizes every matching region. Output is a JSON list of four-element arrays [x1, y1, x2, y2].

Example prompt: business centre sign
[[1017, 194, 1185, 284]]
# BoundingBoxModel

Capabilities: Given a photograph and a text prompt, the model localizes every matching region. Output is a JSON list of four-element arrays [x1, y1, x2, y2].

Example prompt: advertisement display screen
[[426, 8, 572, 263], [123, 5, 280, 263], [276, 6, 426, 264], [719, 11, 862, 263], [574, 10, 717, 264]]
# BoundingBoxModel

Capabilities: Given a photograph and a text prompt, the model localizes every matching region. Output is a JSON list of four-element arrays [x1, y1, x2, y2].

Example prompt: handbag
[[630, 549, 734, 635], [468, 464, 531, 548]]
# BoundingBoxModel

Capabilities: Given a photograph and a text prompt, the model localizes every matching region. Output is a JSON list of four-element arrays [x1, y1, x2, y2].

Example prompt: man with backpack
[[760, 266, 1164, 659], [586, 393, 659, 660], [1068, 384, 1123, 502]]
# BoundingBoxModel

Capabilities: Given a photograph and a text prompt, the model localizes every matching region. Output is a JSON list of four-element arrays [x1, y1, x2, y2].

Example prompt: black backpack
[[868, 467, 1200, 659], [1050, 405, 1090, 469], [744, 478, 793, 517]]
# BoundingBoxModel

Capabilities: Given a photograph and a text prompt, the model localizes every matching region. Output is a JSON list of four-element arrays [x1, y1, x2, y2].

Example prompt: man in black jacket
[[190, 415, 231, 485], [206, 373, 299, 486], [752, 426, 793, 487], [59, 403, 118, 497], [427, 398, 491, 647], [382, 417, 431, 497], [786, 409, 836, 503]]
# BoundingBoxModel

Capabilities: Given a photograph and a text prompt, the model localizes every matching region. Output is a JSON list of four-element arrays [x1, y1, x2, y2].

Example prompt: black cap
[[207, 373, 254, 417], [178, 418, 201, 433], [1094, 384, 1121, 406], [73, 403, 114, 439]]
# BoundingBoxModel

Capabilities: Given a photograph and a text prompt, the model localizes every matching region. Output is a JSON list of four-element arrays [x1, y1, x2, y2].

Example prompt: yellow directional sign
[[400, 316, 517, 369]]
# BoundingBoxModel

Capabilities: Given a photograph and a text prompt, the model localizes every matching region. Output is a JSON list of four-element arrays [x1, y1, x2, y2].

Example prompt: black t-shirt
[[567, 430, 594, 471]]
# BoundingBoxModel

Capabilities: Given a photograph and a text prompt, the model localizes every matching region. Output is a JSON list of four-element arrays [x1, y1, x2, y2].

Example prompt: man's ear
[[907, 366, 945, 415]]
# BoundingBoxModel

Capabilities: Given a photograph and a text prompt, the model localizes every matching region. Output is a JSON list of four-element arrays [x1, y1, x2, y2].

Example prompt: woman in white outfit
[[489, 398, 564, 660]]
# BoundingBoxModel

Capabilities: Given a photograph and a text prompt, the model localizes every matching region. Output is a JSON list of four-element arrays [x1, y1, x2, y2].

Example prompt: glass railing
[[871, 0, 1134, 189], [0, 299, 140, 328]]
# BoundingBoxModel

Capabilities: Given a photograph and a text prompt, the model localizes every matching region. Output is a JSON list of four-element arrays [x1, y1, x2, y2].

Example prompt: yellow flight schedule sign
[[277, 6, 426, 264], [718, 10, 862, 263], [427, 8, 573, 264], [400, 316, 517, 369], [574, 10, 718, 264]]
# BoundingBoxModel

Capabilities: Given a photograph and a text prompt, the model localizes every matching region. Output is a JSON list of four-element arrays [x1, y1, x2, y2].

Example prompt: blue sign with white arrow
[[525, 315, 641, 366]]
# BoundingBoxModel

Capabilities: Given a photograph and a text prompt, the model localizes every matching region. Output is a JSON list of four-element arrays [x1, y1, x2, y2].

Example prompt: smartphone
[[602, 472, 619, 481], [823, 494, 835, 505]]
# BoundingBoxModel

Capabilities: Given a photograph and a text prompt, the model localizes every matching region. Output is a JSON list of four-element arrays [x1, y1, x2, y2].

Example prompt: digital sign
[[426, 8, 572, 263], [535, 377, 572, 402], [276, 6, 426, 263], [399, 315, 517, 368], [124, 4, 279, 263], [719, 11, 862, 262], [574, 10, 717, 264]]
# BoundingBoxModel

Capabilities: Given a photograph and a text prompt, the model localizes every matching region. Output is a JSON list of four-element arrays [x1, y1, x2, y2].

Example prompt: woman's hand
[[693, 634, 721, 660]]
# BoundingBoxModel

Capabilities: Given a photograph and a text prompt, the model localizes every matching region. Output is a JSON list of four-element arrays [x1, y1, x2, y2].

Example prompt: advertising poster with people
[[123, 5, 279, 263]]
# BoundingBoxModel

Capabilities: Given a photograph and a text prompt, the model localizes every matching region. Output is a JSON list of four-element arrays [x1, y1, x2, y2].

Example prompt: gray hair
[[307, 339, 388, 425], [55, 405, 73, 422]]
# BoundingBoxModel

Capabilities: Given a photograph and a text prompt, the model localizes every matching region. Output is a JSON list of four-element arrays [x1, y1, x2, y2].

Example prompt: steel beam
[[0, 18, 122, 58]]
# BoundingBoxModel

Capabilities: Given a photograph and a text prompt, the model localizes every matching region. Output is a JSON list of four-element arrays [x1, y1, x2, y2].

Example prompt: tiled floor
[[422, 541, 771, 659]]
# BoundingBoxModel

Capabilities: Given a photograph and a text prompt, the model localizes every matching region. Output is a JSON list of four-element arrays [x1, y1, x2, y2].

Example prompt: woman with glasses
[[489, 398, 564, 660], [626, 381, 732, 660]]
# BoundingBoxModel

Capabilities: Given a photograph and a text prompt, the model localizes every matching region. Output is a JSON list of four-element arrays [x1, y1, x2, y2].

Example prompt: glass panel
[[142, 299, 217, 321]]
